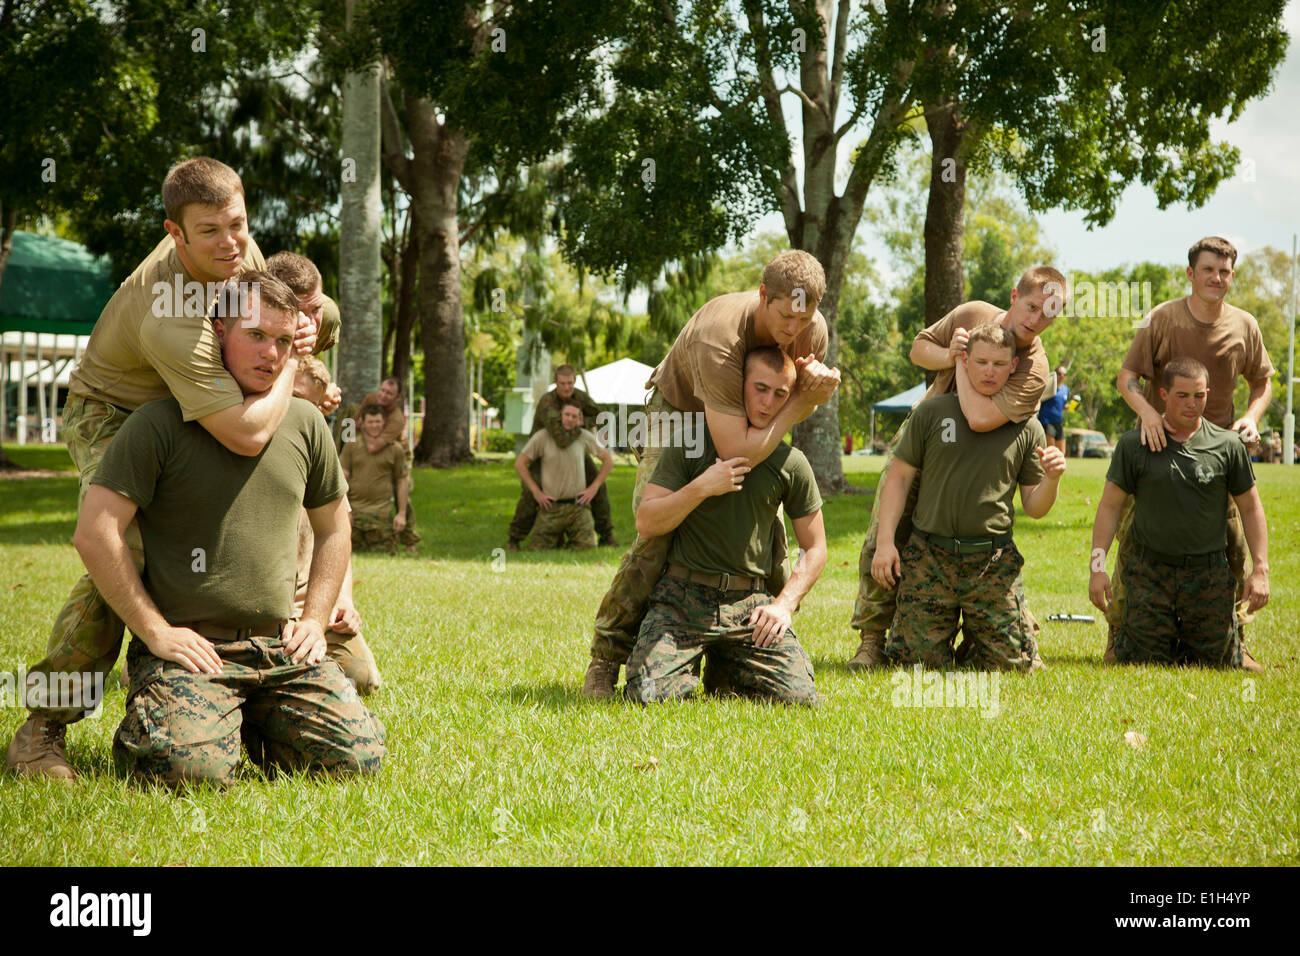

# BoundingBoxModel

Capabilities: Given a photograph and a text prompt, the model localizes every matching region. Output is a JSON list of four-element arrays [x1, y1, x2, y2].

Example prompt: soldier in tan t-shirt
[[847, 265, 1066, 671], [6, 158, 330, 781], [341, 404, 418, 555], [1108, 236, 1276, 671], [582, 250, 842, 698]]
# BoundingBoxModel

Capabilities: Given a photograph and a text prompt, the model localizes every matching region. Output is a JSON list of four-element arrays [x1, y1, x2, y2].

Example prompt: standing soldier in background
[[1037, 366, 1069, 454], [342, 404, 419, 555], [355, 377, 420, 542], [1110, 237, 1274, 671], [506, 365, 617, 551]]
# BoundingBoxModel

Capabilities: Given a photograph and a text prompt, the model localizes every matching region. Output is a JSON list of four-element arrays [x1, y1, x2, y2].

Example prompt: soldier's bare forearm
[[1237, 491, 1270, 574], [1244, 380, 1272, 425], [1117, 368, 1157, 417], [302, 526, 348, 626]]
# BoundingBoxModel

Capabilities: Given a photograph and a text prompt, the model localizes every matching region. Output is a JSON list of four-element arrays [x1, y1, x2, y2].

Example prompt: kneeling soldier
[[624, 347, 825, 705], [872, 322, 1066, 671], [1090, 356, 1269, 666]]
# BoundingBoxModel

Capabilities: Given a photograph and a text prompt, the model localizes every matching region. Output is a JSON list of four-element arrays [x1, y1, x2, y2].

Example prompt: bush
[[483, 429, 516, 453]]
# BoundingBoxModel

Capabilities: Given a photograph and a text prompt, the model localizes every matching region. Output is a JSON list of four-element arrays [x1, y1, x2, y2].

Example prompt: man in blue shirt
[[1037, 366, 1068, 453]]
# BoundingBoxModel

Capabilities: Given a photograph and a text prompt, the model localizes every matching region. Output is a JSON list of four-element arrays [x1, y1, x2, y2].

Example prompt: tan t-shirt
[[340, 439, 407, 517], [69, 235, 266, 419], [1121, 297, 1275, 429], [317, 295, 340, 353], [915, 301, 1052, 423], [522, 427, 604, 499], [647, 291, 829, 416]]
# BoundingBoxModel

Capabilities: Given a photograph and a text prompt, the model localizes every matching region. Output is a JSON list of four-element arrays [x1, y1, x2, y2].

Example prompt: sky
[[738, 1, 1300, 281]]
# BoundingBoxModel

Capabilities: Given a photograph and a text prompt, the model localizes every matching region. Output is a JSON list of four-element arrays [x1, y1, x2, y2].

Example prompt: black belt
[[666, 564, 764, 592], [551, 497, 578, 505], [1136, 546, 1227, 569], [912, 528, 1013, 555], [181, 621, 283, 642]]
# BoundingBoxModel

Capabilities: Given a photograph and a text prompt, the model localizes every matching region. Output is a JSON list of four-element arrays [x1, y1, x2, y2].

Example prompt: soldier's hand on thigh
[[872, 542, 902, 589], [283, 618, 328, 665], [749, 602, 792, 647]]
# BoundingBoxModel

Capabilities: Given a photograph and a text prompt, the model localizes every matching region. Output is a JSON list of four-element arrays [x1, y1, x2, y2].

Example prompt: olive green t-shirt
[[895, 393, 1047, 538], [69, 235, 266, 419], [650, 427, 823, 578], [1106, 420, 1255, 556], [340, 438, 408, 517], [91, 397, 346, 629], [647, 291, 829, 417]]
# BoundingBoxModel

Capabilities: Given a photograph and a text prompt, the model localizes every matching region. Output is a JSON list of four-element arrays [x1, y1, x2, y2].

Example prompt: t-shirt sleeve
[[339, 440, 354, 473], [1243, 318, 1276, 384], [522, 430, 549, 462], [302, 407, 348, 509], [390, 446, 408, 482], [647, 442, 692, 493], [993, 349, 1050, 423], [137, 314, 244, 421], [1016, 420, 1048, 486], [914, 309, 958, 349], [783, 452, 823, 519], [893, 407, 929, 469], [1226, 437, 1257, 496], [692, 339, 747, 418], [1106, 434, 1138, 494], [811, 317, 829, 362], [315, 296, 340, 354], [1122, 322, 1156, 378], [90, 402, 174, 510], [578, 428, 604, 457]]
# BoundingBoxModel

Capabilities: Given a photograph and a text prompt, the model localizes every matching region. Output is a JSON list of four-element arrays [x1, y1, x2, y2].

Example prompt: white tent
[[546, 357, 656, 406]]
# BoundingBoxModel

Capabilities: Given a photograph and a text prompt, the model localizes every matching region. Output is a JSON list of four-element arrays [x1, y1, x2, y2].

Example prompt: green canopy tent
[[0, 231, 113, 443]]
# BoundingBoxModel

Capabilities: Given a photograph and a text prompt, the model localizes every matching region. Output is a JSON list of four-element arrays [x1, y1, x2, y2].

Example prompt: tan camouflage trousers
[[885, 535, 1037, 672], [351, 510, 421, 554], [1114, 550, 1240, 667], [27, 394, 144, 723], [327, 629, 383, 695], [624, 577, 817, 706], [113, 635, 386, 786], [529, 502, 597, 550], [588, 393, 789, 665], [1106, 494, 1251, 638]]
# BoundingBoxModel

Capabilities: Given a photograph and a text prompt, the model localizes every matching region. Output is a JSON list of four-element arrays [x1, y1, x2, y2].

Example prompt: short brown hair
[[967, 321, 1017, 357], [1162, 356, 1209, 389], [265, 251, 322, 296], [1016, 265, 1068, 299], [296, 354, 331, 392], [560, 399, 584, 414], [211, 270, 300, 326], [554, 365, 577, 380], [1188, 236, 1237, 269], [744, 346, 796, 383], [360, 403, 385, 419], [162, 157, 245, 229], [762, 250, 826, 307]]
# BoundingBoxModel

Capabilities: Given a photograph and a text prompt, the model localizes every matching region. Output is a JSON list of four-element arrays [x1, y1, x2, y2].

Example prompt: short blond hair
[[1016, 265, 1067, 298], [762, 250, 826, 306], [967, 321, 1017, 357], [162, 157, 245, 230], [296, 355, 331, 393]]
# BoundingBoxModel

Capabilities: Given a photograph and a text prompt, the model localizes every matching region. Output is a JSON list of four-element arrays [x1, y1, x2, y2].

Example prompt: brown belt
[[180, 621, 283, 642], [666, 564, 764, 592]]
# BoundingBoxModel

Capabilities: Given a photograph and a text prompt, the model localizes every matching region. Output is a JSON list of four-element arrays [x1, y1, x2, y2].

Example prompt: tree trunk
[[0, 202, 17, 296], [923, 98, 968, 325], [407, 97, 471, 468], [338, 0, 384, 404], [390, 224, 418, 387]]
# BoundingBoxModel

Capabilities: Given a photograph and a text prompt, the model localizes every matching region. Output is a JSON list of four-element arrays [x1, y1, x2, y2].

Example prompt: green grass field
[[2, 443, 1297, 865]]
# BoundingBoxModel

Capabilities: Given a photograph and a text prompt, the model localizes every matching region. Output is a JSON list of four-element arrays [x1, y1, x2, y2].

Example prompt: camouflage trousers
[[529, 502, 597, 550], [351, 510, 421, 554], [1114, 550, 1241, 667], [27, 394, 144, 723], [113, 635, 386, 786], [886, 535, 1037, 672], [850, 417, 1040, 650], [624, 577, 817, 706], [327, 629, 383, 695], [510, 456, 613, 541], [1106, 494, 1251, 638], [589, 392, 789, 665]]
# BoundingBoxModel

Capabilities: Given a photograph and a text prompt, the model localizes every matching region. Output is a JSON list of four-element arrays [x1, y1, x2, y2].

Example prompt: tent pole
[[0, 339, 7, 442], [18, 334, 27, 445]]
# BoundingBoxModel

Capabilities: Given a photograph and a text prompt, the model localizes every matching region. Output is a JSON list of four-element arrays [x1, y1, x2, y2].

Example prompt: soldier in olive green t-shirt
[[871, 329, 1067, 672], [624, 349, 827, 705]]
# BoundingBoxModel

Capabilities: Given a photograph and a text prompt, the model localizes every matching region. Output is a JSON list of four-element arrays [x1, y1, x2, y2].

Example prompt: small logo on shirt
[[1194, 462, 1215, 484]]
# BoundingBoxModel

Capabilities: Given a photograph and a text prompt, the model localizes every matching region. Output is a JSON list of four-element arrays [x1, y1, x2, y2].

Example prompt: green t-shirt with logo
[[1107, 420, 1255, 556], [92, 397, 347, 628], [895, 392, 1046, 539], [649, 427, 823, 578]]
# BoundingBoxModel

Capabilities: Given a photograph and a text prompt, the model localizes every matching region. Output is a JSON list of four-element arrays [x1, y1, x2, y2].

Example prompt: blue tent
[[872, 382, 926, 412]]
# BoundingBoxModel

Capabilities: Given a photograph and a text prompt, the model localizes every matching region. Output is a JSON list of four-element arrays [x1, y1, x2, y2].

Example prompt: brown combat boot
[[847, 632, 886, 671], [1103, 623, 1118, 664], [5, 714, 76, 781], [1241, 644, 1264, 674], [581, 658, 621, 698]]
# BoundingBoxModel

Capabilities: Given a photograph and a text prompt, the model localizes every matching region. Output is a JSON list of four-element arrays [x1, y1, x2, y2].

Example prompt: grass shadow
[[498, 681, 606, 710]]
